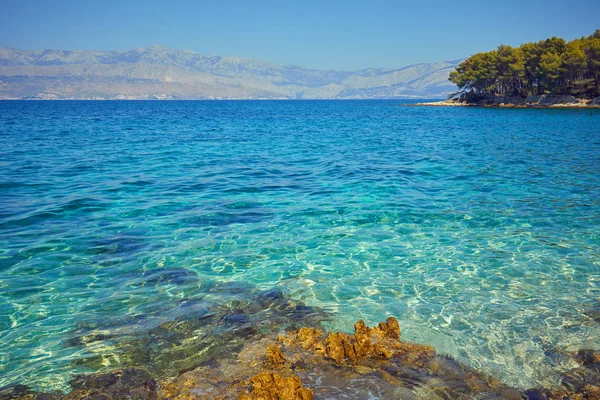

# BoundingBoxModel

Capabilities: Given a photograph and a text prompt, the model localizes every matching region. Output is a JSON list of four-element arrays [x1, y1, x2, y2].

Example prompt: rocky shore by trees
[[446, 30, 600, 106]]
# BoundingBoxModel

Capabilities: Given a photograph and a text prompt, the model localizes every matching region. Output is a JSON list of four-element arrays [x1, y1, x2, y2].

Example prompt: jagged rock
[[238, 372, 313, 400], [265, 344, 287, 368], [591, 96, 600, 105], [283, 317, 433, 367], [374, 316, 401, 339]]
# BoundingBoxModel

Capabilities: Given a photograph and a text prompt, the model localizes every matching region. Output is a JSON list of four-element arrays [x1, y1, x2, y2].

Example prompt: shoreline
[[415, 95, 600, 108], [5, 316, 600, 399]]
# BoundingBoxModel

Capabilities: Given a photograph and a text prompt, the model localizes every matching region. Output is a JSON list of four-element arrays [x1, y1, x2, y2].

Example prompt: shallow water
[[1, 100, 599, 392]]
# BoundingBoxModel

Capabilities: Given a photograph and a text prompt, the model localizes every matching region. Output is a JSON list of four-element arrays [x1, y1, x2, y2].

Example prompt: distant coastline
[[0, 46, 459, 100]]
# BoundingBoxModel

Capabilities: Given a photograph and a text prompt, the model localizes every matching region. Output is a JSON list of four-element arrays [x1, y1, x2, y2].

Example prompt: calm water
[[1, 100, 599, 392]]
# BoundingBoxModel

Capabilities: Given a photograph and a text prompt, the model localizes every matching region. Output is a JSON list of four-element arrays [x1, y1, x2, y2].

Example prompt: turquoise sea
[[1, 100, 599, 392]]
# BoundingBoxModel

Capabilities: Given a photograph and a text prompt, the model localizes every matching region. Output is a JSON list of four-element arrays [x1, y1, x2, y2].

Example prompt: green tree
[[561, 40, 588, 95], [496, 45, 523, 95], [539, 52, 562, 93], [449, 30, 600, 99], [582, 37, 600, 97]]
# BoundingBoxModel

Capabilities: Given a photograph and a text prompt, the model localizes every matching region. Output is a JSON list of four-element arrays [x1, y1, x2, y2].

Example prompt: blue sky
[[1, 0, 598, 70]]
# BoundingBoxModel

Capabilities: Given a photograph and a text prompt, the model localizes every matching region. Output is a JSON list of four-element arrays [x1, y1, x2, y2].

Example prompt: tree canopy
[[449, 30, 600, 99]]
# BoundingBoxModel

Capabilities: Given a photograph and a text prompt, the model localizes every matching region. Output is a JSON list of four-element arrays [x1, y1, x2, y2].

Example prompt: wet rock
[[575, 349, 600, 365], [66, 368, 159, 399], [259, 288, 284, 303], [0, 384, 35, 399], [18, 316, 600, 400], [524, 349, 600, 399], [293, 327, 323, 353], [64, 284, 327, 379], [238, 372, 313, 400], [373, 316, 400, 339], [265, 344, 287, 368], [0, 385, 62, 400], [286, 317, 432, 367]]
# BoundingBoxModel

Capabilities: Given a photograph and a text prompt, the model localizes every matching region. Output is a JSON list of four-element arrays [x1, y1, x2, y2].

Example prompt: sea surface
[[1, 100, 599, 392]]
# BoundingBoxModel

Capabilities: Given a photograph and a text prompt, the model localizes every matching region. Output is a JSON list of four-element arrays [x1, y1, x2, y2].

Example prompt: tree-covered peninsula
[[449, 30, 600, 101]]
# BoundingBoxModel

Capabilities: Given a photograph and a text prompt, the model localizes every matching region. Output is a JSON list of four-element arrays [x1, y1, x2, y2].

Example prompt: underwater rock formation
[[62, 283, 328, 378], [4, 317, 600, 399], [155, 317, 520, 399], [0, 368, 159, 400]]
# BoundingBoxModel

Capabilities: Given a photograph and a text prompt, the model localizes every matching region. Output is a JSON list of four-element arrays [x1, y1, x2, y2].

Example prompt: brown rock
[[353, 331, 373, 358], [395, 342, 436, 367], [266, 344, 287, 368], [373, 317, 400, 340], [354, 320, 371, 336], [296, 327, 323, 352], [324, 332, 346, 364], [238, 372, 313, 400], [372, 343, 392, 359]]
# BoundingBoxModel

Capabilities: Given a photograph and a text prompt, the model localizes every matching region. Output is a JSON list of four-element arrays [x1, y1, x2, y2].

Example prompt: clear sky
[[1, 0, 599, 70]]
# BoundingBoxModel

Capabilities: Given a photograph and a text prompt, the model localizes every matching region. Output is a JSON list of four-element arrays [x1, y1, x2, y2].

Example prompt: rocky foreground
[[3, 317, 600, 400], [417, 95, 600, 108]]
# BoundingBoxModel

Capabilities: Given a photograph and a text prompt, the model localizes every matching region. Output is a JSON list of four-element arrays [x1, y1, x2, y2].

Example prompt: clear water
[[1, 100, 599, 392]]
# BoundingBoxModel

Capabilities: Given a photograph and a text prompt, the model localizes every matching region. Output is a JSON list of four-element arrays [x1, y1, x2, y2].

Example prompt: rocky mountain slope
[[0, 46, 460, 99]]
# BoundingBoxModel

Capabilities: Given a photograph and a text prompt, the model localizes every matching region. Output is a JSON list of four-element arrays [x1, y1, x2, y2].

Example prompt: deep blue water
[[1, 100, 599, 391]]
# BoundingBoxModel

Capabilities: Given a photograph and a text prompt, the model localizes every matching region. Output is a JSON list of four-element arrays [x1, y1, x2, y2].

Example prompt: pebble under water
[[0, 100, 599, 393]]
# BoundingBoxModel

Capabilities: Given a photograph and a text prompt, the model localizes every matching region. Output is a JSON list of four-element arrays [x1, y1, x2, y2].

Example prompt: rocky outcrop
[[526, 94, 580, 105], [419, 94, 597, 107], [6, 317, 600, 399], [157, 317, 521, 399], [279, 317, 432, 367]]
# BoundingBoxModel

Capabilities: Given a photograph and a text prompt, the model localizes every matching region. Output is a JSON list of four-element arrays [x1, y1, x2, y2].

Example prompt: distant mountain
[[0, 46, 460, 100]]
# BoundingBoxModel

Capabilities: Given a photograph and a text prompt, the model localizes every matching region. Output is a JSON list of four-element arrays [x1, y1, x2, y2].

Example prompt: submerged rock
[[62, 284, 327, 379], [0, 369, 158, 400], [155, 317, 517, 399], [66, 368, 159, 399], [10, 318, 600, 399]]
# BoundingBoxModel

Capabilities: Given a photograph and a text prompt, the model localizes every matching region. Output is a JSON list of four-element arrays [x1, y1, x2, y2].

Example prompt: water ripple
[[0, 100, 599, 391]]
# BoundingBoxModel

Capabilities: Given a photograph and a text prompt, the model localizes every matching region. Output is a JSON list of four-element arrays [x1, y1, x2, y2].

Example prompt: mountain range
[[0, 46, 460, 100]]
